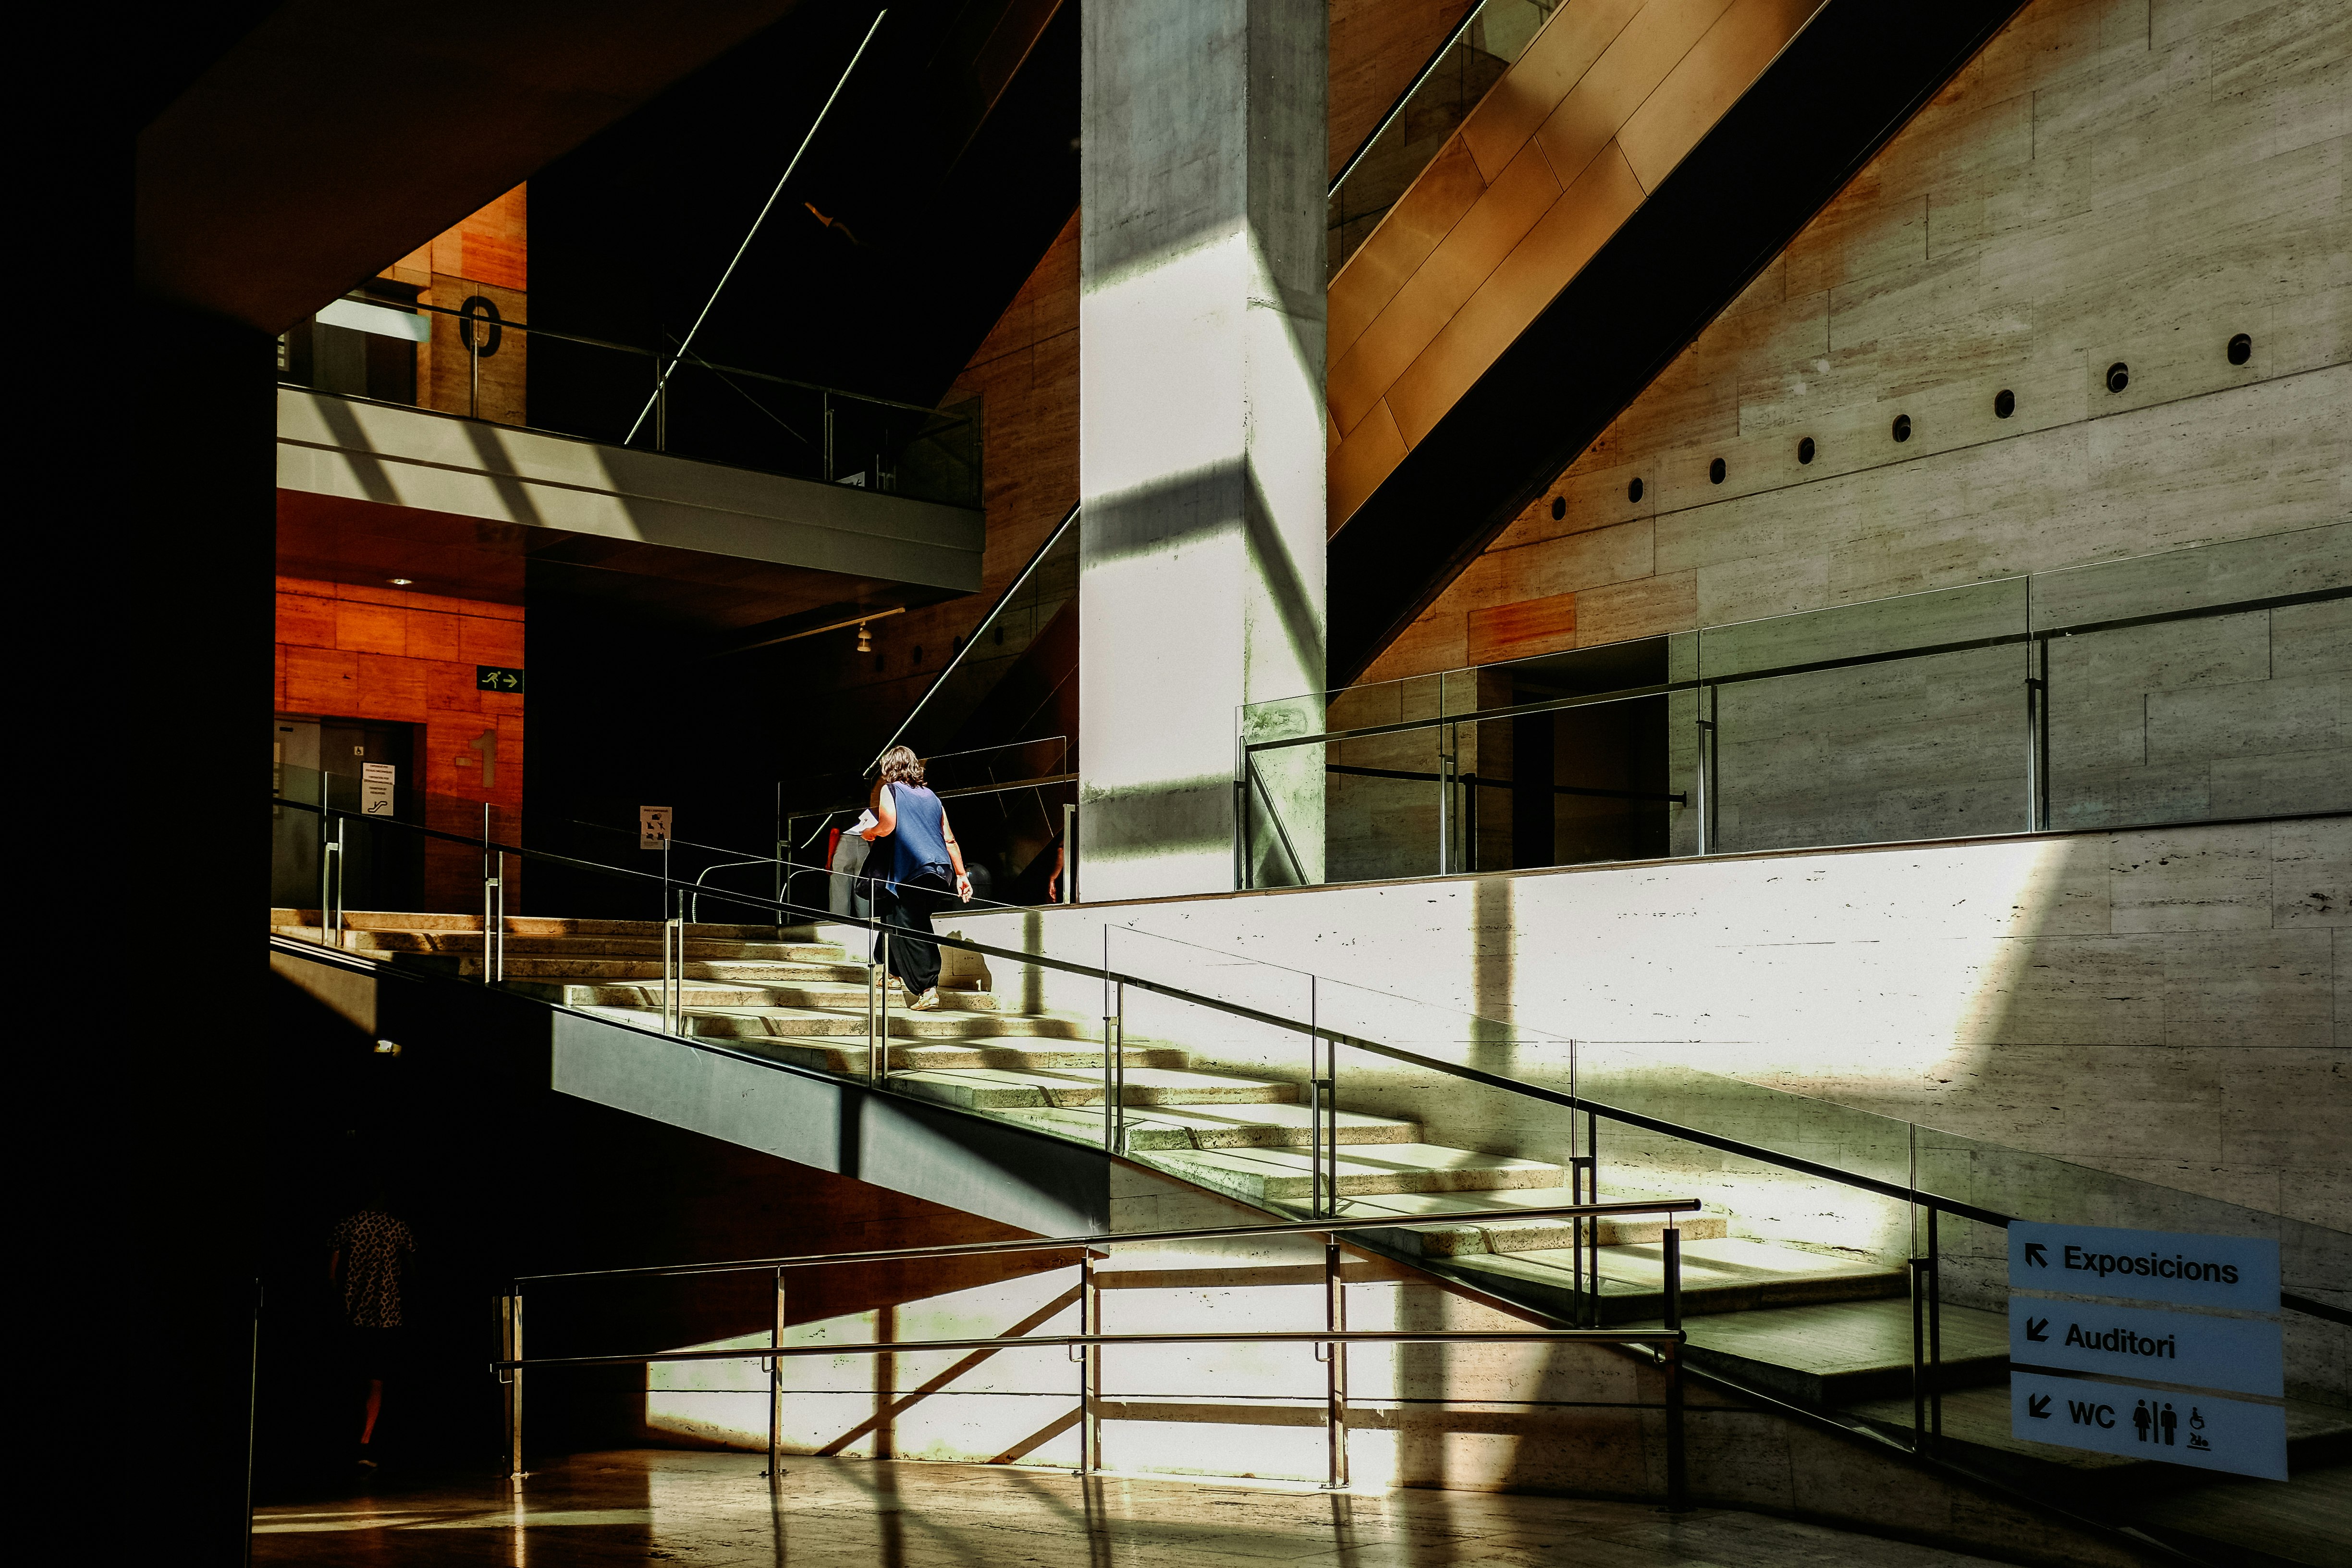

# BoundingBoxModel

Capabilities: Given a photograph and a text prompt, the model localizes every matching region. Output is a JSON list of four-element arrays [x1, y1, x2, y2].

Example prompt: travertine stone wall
[[1358, 0, 2350, 682]]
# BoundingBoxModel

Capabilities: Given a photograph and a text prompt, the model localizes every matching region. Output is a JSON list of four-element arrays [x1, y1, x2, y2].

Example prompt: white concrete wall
[[1079, 0, 1330, 897]]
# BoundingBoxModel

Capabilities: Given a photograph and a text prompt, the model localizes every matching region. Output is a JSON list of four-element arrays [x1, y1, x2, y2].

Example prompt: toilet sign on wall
[[2009, 1222, 2286, 1481], [361, 762, 396, 816], [639, 806, 673, 849]]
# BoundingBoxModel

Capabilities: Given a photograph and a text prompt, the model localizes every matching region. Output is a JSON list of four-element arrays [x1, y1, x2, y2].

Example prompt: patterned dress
[[331, 1210, 416, 1329]]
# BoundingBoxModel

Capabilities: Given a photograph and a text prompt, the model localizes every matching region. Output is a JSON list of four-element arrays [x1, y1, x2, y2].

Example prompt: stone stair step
[[572, 1004, 869, 1040], [1320, 1190, 1731, 1254], [1442, 1238, 1914, 1331], [991, 1102, 1421, 1151], [1141, 1144, 1565, 1204], [340, 931, 852, 962], [1659, 1295, 2012, 1405], [682, 1006, 1066, 1041], [273, 910, 817, 941], [691, 1019, 1172, 1062], [892, 1066, 1300, 1110], [459, 958, 956, 990]]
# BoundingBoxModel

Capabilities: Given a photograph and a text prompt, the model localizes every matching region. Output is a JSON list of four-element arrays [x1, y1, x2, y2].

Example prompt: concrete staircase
[[272, 911, 1938, 1346], [274, 908, 2350, 1560]]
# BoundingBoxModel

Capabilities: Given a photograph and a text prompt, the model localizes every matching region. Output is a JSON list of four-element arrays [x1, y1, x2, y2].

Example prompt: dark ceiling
[[530, 0, 1079, 426], [137, 0, 810, 332]]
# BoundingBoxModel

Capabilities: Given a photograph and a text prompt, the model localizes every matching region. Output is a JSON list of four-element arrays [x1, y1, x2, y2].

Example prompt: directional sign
[[2010, 1372, 2286, 1480], [2009, 1300, 2283, 1397], [477, 665, 526, 694], [2009, 1222, 2279, 1312]]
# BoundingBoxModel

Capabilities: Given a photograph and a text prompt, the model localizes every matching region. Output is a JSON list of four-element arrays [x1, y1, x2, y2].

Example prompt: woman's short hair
[[877, 746, 926, 786]]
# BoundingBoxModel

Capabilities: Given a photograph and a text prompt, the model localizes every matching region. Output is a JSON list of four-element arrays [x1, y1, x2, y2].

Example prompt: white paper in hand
[[853, 810, 879, 835]]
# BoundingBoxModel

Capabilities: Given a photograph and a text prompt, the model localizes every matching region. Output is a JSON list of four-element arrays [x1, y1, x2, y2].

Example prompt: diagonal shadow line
[[1239, 424, 1326, 691], [306, 395, 402, 505], [813, 1281, 1083, 1456], [985, 1405, 1081, 1466], [457, 419, 555, 530]]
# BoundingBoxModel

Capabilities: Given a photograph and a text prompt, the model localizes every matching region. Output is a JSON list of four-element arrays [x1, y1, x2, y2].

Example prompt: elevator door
[[272, 717, 421, 913]]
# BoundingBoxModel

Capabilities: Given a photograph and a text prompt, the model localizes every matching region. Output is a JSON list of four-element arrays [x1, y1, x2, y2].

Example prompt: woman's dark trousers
[[874, 881, 943, 994]]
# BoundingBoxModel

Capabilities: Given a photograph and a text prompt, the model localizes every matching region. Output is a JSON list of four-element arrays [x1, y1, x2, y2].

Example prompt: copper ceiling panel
[[1325, 0, 1824, 533]]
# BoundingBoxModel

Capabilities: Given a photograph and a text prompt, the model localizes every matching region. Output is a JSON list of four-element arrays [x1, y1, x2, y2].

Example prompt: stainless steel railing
[[495, 1197, 1699, 1497]]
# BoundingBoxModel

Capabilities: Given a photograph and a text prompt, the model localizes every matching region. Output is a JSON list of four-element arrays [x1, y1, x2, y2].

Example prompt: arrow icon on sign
[[2025, 1317, 2049, 1342], [2027, 1394, 2050, 1420], [2023, 1243, 2048, 1267]]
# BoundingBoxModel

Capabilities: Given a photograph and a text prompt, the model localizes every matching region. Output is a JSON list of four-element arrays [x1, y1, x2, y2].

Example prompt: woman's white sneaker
[[910, 989, 941, 1012]]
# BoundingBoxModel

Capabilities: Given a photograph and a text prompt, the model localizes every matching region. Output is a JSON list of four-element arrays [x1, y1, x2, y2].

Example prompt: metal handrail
[[276, 789, 2017, 1232], [1251, 581, 2352, 758], [500, 1325, 1686, 1373], [514, 1197, 1699, 1285], [269, 790, 2007, 1227], [270, 791, 2352, 1306], [483, 1184, 1696, 1498], [1328, 1, 1493, 198]]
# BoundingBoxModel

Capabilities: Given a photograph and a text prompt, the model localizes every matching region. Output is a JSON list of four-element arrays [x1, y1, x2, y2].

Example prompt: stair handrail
[[1328, 2, 1492, 198], [270, 790, 2349, 1329], [864, 500, 1079, 775], [511, 1196, 1700, 1285]]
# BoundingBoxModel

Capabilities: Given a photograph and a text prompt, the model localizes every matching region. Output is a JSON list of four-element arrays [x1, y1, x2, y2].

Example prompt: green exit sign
[[477, 665, 526, 694]]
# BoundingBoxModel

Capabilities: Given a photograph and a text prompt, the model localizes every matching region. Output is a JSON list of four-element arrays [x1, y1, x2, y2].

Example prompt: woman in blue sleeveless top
[[858, 747, 972, 1009]]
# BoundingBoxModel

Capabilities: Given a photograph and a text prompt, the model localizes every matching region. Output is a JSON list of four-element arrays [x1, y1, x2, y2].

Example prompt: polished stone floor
[[253, 1449, 2011, 1566]]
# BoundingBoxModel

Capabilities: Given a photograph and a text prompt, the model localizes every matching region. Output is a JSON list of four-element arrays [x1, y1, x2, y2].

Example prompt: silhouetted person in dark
[[329, 1191, 415, 1467]]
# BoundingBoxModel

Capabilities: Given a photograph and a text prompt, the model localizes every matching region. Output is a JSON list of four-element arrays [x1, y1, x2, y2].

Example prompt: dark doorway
[[273, 716, 422, 912]]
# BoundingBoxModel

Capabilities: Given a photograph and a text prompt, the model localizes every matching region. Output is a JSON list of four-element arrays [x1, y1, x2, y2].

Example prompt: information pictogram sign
[[2009, 1223, 2285, 1480]]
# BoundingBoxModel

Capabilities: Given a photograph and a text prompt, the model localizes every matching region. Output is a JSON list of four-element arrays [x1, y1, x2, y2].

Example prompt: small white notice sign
[[2010, 1372, 2286, 1480], [361, 762, 396, 816], [640, 806, 673, 849]]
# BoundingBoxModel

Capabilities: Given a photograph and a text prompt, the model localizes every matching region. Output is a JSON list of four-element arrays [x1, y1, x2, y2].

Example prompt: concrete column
[[1078, 0, 1327, 900]]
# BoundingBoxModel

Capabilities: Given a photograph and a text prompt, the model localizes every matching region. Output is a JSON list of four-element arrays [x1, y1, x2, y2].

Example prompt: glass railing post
[[766, 1268, 785, 1481], [1695, 691, 1717, 856], [498, 1287, 525, 1481], [1909, 1125, 1926, 1451], [1436, 724, 1453, 874], [1928, 1205, 1944, 1447], [1077, 1249, 1100, 1475], [1663, 1227, 1686, 1511], [872, 927, 891, 1083], [1324, 1230, 1349, 1489]]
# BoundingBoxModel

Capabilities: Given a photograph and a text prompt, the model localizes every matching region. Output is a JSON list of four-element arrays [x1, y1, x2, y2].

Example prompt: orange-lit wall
[[384, 184, 528, 424], [274, 575, 525, 910]]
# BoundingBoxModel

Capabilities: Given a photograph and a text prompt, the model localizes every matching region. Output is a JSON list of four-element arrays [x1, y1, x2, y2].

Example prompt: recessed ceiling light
[[388, 577, 415, 586]]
